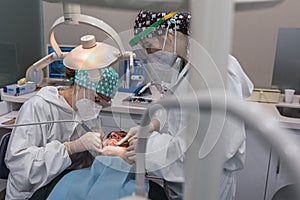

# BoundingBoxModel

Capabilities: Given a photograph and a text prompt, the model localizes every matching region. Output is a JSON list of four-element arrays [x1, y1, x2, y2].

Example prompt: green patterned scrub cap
[[75, 67, 119, 98]]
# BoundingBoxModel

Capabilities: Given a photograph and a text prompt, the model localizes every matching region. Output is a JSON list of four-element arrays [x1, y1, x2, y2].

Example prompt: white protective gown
[[146, 55, 253, 200], [5, 86, 76, 199]]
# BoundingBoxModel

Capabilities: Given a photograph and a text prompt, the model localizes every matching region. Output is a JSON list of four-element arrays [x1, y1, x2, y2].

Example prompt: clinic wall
[[0, 1, 44, 87], [43, 1, 300, 89], [232, 0, 300, 89]]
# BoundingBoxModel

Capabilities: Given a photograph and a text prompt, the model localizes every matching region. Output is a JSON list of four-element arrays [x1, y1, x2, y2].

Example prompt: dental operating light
[[63, 35, 119, 71], [32, 2, 132, 81], [48, 3, 126, 70]]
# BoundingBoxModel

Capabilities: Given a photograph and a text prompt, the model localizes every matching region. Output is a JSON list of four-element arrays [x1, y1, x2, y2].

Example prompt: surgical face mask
[[76, 98, 102, 121], [143, 24, 180, 84], [147, 50, 178, 69], [146, 50, 180, 84], [145, 22, 178, 68]]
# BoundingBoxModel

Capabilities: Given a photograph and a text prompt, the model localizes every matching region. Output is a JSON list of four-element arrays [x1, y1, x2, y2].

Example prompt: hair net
[[134, 10, 191, 38], [75, 66, 119, 98]]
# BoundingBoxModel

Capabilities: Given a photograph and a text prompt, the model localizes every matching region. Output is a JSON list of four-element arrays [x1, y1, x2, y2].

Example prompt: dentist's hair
[[133, 10, 191, 38]]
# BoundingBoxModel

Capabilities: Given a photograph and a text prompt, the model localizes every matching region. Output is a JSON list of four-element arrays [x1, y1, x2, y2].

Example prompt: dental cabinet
[[264, 129, 300, 200], [236, 128, 300, 200], [236, 128, 272, 200], [236, 97, 300, 200], [258, 99, 300, 200]]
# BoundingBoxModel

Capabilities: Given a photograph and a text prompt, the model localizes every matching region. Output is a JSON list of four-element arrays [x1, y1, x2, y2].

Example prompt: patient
[[103, 131, 129, 147], [100, 131, 133, 164], [47, 131, 147, 200]]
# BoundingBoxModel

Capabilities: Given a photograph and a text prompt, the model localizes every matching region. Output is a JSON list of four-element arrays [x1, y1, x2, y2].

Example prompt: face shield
[[74, 88, 104, 122], [73, 67, 119, 132], [130, 12, 186, 87]]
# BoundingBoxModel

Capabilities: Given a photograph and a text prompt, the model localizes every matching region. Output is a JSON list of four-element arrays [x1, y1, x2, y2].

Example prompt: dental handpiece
[[80, 122, 93, 132]]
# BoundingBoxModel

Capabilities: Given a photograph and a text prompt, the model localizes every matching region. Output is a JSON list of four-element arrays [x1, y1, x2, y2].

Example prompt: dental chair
[[0, 132, 10, 179]]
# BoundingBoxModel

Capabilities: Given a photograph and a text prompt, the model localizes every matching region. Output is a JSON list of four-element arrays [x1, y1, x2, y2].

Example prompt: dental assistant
[[4, 67, 119, 199], [118, 10, 254, 200]]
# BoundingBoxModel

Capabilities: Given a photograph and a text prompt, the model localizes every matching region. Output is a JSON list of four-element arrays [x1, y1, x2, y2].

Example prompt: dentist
[[5, 67, 119, 199], [117, 10, 253, 200]]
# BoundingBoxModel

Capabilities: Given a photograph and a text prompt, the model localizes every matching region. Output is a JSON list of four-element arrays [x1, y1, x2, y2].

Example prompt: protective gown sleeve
[[224, 55, 254, 170], [5, 98, 72, 199], [219, 55, 254, 200], [146, 71, 191, 182]]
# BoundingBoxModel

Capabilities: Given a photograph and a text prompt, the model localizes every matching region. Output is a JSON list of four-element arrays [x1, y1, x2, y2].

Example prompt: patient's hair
[[106, 131, 129, 148]]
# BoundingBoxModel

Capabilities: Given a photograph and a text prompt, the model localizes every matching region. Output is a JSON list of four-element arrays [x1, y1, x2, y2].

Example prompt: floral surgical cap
[[134, 10, 191, 38], [75, 67, 119, 98]]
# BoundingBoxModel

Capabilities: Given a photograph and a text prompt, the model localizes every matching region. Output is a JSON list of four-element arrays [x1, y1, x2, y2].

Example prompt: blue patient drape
[[47, 156, 147, 200]]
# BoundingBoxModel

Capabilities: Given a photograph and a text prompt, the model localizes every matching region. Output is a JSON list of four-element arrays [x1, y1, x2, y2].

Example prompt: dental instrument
[[80, 122, 93, 132], [137, 82, 152, 96], [125, 64, 130, 88], [0, 119, 92, 133]]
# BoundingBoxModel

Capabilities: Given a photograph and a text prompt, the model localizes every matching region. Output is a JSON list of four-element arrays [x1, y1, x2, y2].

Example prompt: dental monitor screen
[[46, 44, 75, 82], [272, 28, 300, 95]]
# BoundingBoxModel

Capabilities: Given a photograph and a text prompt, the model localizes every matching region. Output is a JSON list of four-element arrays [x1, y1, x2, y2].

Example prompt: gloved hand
[[116, 126, 139, 146], [65, 132, 102, 155], [125, 138, 138, 162], [123, 124, 156, 162], [91, 128, 105, 139], [116, 123, 155, 146], [99, 146, 134, 164]]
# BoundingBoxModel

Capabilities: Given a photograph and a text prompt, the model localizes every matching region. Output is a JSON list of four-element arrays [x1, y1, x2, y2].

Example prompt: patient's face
[[100, 131, 133, 164], [102, 131, 129, 148]]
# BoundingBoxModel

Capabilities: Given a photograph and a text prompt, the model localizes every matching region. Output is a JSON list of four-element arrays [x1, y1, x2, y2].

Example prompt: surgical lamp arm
[[34, 5, 129, 73], [43, 0, 282, 11], [49, 14, 125, 59], [32, 52, 67, 72], [130, 91, 300, 200]]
